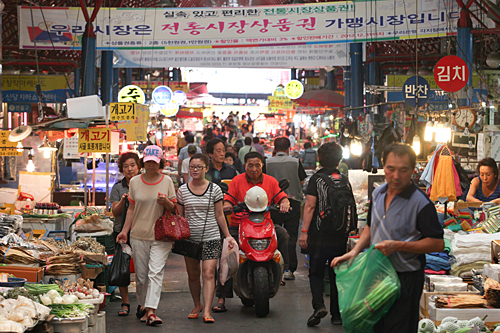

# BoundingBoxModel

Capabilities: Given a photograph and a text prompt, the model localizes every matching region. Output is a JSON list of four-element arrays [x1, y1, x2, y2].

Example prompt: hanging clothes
[[430, 146, 458, 202], [420, 144, 443, 190], [374, 121, 403, 160]]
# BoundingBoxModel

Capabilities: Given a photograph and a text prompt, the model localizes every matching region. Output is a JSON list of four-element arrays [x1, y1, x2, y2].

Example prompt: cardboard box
[[454, 201, 482, 212], [492, 240, 500, 264], [66, 95, 104, 119], [81, 265, 103, 280], [42, 274, 80, 284], [419, 286, 479, 318], [0, 265, 44, 282], [85, 252, 107, 265], [429, 301, 500, 326]]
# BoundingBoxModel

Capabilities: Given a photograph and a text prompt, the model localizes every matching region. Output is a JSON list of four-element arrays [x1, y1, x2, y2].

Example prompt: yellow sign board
[[110, 102, 136, 121], [285, 80, 304, 99], [2, 75, 69, 91], [116, 104, 149, 142], [78, 128, 111, 153], [169, 81, 189, 94], [386, 75, 480, 89], [0, 131, 22, 156], [272, 85, 286, 97], [161, 102, 179, 117], [118, 85, 146, 104], [268, 96, 294, 113]]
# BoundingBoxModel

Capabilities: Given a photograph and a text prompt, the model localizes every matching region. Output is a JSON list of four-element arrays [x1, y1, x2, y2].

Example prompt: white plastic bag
[[219, 238, 239, 286]]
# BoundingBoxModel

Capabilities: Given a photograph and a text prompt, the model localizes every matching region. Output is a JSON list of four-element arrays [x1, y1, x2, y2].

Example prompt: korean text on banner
[[110, 102, 136, 121], [78, 128, 111, 153], [18, 1, 487, 52], [268, 96, 294, 113], [116, 104, 148, 141], [0, 131, 23, 156]]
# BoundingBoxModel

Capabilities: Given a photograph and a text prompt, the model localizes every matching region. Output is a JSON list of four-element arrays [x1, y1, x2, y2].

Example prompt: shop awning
[[176, 110, 203, 118]]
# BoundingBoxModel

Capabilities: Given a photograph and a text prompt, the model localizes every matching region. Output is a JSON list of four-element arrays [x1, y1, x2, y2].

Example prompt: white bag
[[219, 238, 239, 286]]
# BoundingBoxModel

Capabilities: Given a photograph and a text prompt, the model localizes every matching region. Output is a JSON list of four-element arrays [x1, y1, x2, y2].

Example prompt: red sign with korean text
[[434, 55, 469, 92]]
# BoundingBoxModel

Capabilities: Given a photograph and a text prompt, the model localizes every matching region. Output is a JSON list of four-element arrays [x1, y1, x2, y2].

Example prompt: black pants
[[216, 225, 289, 299], [271, 199, 301, 272], [373, 268, 424, 333], [308, 242, 346, 319]]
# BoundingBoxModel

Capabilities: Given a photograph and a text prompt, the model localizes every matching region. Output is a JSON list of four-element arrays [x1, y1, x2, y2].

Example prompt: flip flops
[[118, 303, 130, 316], [136, 305, 146, 319], [212, 303, 227, 312], [203, 317, 215, 323], [146, 314, 163, 326], [188, 305, 204, 319]]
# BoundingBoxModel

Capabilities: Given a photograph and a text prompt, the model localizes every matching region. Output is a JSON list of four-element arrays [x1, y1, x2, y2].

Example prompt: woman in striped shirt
[[175, 153, 236, 323]]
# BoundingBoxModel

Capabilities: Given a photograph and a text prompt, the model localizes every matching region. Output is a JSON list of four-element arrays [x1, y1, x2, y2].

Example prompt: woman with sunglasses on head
[[175, 153, 236, 324], [116, 145, 176, 327]]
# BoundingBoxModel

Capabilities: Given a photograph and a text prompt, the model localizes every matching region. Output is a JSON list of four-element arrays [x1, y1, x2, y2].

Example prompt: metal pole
[[74, 68, 80, 97], [84, 155, 88, 208], [350, 43, 363, 116], [101, 50, 113, 105], [81, 23, 97, 96], [125, 68, 133, 86], [457, 8, 473, 106], [291, 68, 297, 80], [326, 69, 335, 91], [105, 105, 109, 210], [112, 68, 119, 102], [344, 66, 351, 109]]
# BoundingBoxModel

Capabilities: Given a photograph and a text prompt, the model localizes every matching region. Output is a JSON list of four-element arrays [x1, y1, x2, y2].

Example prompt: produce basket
[[0, 278, 27, 288], [78, 293, 104, 305]]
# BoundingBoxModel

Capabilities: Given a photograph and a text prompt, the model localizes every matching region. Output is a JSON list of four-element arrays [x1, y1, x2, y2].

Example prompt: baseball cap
[[143, 145, 163, 163], [187, 144, 197, 154]]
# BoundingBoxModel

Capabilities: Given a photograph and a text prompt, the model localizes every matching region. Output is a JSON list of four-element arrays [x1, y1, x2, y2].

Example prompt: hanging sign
[[118, 85, 146, 104], [152, 86, 173, 105], [268, 96, 294, 112], [0, 131, 23, 156], [172, 90, 187, 105], [403, 76, 430, 108], [434, 55, 469, 92], [273, 85, 286, 97], [160, 102, 180, 117], [284, 80, 304, 99], [78, 128, 111, 153], [63, 136, 79, 159], [110, 102, 136, 121]]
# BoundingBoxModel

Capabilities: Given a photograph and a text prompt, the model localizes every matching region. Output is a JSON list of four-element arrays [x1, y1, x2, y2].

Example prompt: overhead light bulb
[[122, 139, 128, 153], [329, 115, 334, 121], [321, 122, 326, 128], [342, 146, 350, 159], [463, 127, 470, 136], [434, 122, 447, 143], [38, 135, 57, 158], [16, 141, 23, 153], [43, 149, 51, 159], [27, 154, 35, 172], [155, 131, 162, 139], [311, 126, 317, 133], [350, 139, 362, 156], [424, 121, 434, 142], [313, 133, 319, 139], [412, 135, 421, 155], [449, 103, 453, 108]]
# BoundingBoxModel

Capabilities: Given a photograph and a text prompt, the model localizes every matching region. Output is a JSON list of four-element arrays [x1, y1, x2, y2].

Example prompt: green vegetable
[[49, 303, 93, 318], [454, 328, 473, 333], [24, 284, 63, 296], [4, 287, 36, 301]]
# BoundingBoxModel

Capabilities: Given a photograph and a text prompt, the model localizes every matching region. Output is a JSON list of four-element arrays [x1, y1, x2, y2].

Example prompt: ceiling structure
[[2, 0, 500, 75]]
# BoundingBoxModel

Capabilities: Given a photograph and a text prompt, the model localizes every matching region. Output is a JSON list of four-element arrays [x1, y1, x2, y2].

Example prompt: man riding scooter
[[213, 151, 290, 313]]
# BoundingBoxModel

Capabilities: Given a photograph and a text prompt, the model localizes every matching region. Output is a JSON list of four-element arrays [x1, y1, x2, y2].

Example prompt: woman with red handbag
[[175, 153, 236, 324], [116, 145, 176, 326]]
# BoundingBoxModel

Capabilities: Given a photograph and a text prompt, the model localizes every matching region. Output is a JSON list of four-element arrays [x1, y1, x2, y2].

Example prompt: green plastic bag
[[335, 245, 401, 333]]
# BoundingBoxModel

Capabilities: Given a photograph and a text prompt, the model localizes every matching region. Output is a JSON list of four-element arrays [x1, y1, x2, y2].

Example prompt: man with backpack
[[299, 142, 358, 327]]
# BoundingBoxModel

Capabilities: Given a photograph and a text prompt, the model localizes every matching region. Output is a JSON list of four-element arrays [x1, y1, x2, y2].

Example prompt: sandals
[[188, 304, 203, 319], [146, 314, 163, 326], [212, 302, 227, 313], [136, 305, 146, 319], [203, 316, 215, 324], [118, 303, 130, 316]]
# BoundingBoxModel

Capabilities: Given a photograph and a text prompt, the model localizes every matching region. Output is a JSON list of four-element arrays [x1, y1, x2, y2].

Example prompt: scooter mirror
[[218, 182, 229, 193], [278, 179, 290, 191]]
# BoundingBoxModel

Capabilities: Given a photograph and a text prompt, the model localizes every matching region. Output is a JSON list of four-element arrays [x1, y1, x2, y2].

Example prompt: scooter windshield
[[248, 213, 265, 224]]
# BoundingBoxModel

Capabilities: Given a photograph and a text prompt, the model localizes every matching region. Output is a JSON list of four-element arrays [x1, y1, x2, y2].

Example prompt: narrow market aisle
[[107, 250, 346, 333]]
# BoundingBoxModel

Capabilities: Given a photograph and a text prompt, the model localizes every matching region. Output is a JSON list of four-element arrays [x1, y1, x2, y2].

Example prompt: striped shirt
[[176, 182, 223, 242]]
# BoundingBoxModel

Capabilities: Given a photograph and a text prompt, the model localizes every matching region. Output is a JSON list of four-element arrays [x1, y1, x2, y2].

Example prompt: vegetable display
[[24, 283, 63, 296], [49, 303, 93, 318], [56, 278, 101, 300], [418, 316, 490, 333], [0, 295, 51, 332], [5, 287, 37, 301]]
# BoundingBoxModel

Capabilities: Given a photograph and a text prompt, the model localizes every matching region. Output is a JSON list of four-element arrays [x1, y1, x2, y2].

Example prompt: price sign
[[78, 128, 111, 153], [110, 102, 135, 121], [434, 55, 469, 92], [403, 76, 430, 108], [0, 131, 22, 156], [284, 80, 304, 99], [118, 85, 146, 104], [268, 96, 294, 112]]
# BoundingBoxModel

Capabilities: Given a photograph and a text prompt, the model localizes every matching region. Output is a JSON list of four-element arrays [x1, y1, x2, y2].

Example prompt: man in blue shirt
[[332, 143, 444, 333]]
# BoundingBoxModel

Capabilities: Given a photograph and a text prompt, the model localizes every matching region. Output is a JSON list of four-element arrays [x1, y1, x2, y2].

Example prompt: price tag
[[0, 131, 22, 156], [78, 128, 111, 153]]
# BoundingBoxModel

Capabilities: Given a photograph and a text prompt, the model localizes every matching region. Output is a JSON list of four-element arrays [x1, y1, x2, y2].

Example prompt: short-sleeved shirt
[[128, 174, 176, 241], [205, 162, 238, 184], [176, 182, 224, 242], [367, 183, 444, 272], [474, 177, 500, 202], [306, 168, 350, 244], [238, 145, 255, 162], [266, 152, 307, 202], [178, 145, 202, 161], [301, 148, 317, 168], [110, 177, 129, 233], [181, 157, 192, 183], [224, 173, 287, 226]]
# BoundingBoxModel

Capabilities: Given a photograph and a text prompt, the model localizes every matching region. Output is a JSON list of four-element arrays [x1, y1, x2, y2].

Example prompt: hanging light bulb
[[434, 122, 446, 143], [43, 149, 51, 159], [424, 121, 434, 142], [444, 122, 452, 143], [16, 141, 23, 153], [412, 135, 421, 154], [311, 126, 317, 133], [122, 139, 128, 153], [38, 135, 57, 159], [350, 139, 363, 156], [27, 153, 35, 172], [342, 146, 350, 159]]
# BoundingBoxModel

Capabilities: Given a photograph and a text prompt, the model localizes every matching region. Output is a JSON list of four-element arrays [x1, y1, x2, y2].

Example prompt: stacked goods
[[0, 295, 51, 332], [56, 278, 101, 301], [44, 253, 82, 275], [450, 233, 499, 278], [74, 214, 108, 233], [418, 316, 488, 333], [0, 215, 23, 237], [69, 237, 105, 254], [484, 278, 500, 308], [0, 245, 42, 266], [435, 295, 489, 308]]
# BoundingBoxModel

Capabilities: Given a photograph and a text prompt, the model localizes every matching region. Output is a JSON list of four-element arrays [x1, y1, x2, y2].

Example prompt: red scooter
[[220, 180, 289, 318]]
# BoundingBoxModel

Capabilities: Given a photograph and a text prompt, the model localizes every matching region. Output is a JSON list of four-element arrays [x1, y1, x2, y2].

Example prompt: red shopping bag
[[154, 209, 190, 241]]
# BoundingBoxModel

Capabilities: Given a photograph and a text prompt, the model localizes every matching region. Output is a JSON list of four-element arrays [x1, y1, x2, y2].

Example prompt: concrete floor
[[105, 251, 346, 333]]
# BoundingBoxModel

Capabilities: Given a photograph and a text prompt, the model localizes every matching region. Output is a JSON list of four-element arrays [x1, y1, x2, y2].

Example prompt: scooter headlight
[[248, 238, 271, 251]]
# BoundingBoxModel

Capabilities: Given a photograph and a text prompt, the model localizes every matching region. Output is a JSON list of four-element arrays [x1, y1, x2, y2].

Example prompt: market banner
[[78, 128, 111, 153], [18, 1, 484, 68], [268, 96, 294, 112], [2, 75, 74, 103], [110, 102, 136, 121], [116, 104, 149, 142], [0, 131, 23, 156]]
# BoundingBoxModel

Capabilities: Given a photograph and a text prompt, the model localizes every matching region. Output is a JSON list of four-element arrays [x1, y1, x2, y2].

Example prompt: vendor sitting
[[466, 157, 500, 204]]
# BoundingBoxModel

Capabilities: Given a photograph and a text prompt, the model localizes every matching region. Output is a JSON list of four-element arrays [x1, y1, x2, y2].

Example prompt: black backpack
[[316, 173, 358, 235]]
